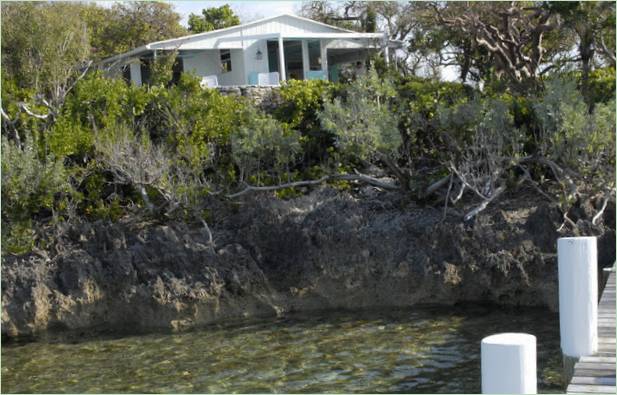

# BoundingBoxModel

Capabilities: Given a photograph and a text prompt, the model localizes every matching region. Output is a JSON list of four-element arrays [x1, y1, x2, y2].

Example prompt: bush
[[275, 79, 337, 165], [232, 104, 301, 184], [49, 72, 151, 159], [142, 74, 247, 176], [396, 76, 475, 164], [535, 78, 615, 178], [588, 67, 616, 105], [319, 68, 400, 163], [1, 135, 73, 254]]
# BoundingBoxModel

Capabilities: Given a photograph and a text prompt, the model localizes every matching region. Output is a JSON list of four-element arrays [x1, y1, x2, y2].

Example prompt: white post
[[129, 61, 142, 86], [278, 34, 286, 82], [383, 34, 390, 67], [301, 40, 309, 79], [481, 333, 537, 394], [557, 236, 598, 381], [320, 39, 328, 76]]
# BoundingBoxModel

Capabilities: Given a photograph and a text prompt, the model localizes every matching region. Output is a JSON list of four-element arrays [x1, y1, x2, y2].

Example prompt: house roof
[[102, 13, 399, 64]]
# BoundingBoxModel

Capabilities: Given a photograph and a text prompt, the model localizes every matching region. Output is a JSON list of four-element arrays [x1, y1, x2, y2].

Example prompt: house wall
[[151, 15, 348, 84], [129, 62, 142, 86], [182, 49, 246, 85], [219, 49, 246, 85]]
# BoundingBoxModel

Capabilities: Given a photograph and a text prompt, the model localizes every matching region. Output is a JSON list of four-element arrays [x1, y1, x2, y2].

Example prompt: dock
[[567, 269, 616, 394]]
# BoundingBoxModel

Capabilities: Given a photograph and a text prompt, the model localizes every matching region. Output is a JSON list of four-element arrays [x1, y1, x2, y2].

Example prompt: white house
[[102, 14, 401, 87]]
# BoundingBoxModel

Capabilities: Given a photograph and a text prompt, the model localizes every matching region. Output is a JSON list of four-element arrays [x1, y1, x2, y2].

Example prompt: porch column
[[383, 34, 390, 66], [301, 40, 309, 79], [278, 34, 286, 82], [320, 40, 328, 76], [129, 61, 142, 86]]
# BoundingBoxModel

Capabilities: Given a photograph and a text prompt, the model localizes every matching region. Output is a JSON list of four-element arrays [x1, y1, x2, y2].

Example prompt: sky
[[96, 1, 304, 25], [171, 1, 301, 24]]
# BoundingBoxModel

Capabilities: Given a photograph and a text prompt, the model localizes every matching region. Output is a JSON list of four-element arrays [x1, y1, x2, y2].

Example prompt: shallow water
[[1, 306, 563, 393]]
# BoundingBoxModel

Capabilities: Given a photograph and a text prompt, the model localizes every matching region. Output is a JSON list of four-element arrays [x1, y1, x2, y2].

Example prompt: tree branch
[[226, 172, 399, 199]]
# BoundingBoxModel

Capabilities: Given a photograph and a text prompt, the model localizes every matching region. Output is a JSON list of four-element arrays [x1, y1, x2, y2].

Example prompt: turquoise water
[[1, 306, 563, 393]]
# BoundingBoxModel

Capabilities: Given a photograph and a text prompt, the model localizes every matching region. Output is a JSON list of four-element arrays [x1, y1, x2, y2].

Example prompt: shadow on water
[[1, 304, 563, 393]]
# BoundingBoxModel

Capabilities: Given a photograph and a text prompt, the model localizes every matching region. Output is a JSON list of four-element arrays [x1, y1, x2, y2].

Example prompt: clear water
[[1, 306, 563, 393]]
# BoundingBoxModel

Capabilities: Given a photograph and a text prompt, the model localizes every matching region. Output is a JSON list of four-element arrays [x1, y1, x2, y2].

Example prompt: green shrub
[[396, 76, 475, 163], [143, 74, 247, 174], [1, 135, 73, 254], [232, 104, 301, 185], [319, 68, 400, 163], [588, 67, 616, 105], [275, 79, 337, 165], [49, 72, 151, 159]]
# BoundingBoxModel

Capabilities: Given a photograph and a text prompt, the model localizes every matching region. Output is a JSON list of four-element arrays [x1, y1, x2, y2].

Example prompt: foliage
[[232, 105, 301, 184], [87, 2, 186, 60], [48, 72, 151, 159], [319, 68, 400, 162], [534, 78, 616, 185], [275, 79, 337, 165], [1, 2, 90, 96], [440, 98, 523, 196], [1, 135, 73, 254], [143, 74, 247, 175], [587, 68, 616, 105], [397, 76, 474, 161], [188, 4, 241, 33]]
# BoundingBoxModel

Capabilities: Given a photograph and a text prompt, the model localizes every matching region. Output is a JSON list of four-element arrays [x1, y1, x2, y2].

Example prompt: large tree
[[550, 1, 616, 104], [1, 2, 90, 93], [90, 2, 186, 59], [188, 4, 240, 34]]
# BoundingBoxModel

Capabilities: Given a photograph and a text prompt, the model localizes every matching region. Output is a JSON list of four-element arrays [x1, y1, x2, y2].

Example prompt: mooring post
[[557, 236, 598, 385], [481, 333, 537, 394]]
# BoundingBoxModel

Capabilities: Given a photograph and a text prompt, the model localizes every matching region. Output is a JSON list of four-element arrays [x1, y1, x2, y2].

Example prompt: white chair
[[257, 72, 279, 86], [200, 75, 219, 88]]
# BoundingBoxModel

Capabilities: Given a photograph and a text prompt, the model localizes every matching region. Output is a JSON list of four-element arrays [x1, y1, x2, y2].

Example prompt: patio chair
[[200, 75, 219, 88], [258, 72, 279, 86]]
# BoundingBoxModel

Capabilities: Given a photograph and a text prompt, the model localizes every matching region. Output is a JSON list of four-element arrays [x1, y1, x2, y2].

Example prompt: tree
[[433, 1, 562, 89], [1, 1, 92, 131], [90, 2, 186, 59], [188, 4, 240, 34], [550, 1, 616, 105], [1, 2, 90, 93]]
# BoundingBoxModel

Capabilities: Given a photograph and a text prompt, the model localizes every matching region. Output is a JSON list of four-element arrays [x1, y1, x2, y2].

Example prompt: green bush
[[319, 68, 400, 163], [588, 67, 616, 105], [1, 135, 74, 254], [143, 74, 247, 175], [396, 76, 475, 163], [49, 72, 151, 158], [232, 104, 301, 185], [275, 79, 337, 165]]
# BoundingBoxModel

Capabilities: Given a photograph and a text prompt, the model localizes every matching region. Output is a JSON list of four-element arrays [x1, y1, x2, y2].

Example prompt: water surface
[[1, 306, 563, 393]]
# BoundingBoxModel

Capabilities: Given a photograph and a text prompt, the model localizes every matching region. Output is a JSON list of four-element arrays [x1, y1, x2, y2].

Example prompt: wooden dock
[[567, 270, 616, 394]]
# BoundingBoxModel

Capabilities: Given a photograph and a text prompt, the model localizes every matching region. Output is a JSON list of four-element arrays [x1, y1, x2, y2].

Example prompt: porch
[[126, 33, 393, 87]]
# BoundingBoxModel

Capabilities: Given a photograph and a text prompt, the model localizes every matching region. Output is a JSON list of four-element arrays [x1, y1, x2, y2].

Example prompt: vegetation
[[1, 1, 615, 255], [188, 4, 241, 33]]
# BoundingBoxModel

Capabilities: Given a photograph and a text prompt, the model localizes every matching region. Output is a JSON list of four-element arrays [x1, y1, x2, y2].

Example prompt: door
[[267, 40, 304, 80]]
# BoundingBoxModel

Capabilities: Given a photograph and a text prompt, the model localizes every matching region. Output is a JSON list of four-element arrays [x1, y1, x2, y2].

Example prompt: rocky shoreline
[[2, 186, 615, 338]]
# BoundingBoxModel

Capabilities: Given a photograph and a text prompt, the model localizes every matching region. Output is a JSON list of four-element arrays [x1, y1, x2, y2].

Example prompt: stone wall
[[216, 86, 281, 111]]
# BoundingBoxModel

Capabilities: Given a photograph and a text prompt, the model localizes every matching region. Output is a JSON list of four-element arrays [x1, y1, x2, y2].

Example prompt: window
[[220, 49, 232, 73], [308, 40, 321, 71]]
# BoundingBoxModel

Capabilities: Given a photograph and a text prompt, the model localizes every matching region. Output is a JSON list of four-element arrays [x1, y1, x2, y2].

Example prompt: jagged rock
[[2, 187, 614, 338]]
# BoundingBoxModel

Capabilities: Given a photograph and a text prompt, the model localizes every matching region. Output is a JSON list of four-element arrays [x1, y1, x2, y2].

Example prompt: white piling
[[557, 236, 598, 382], [481, 333, 537, 394]]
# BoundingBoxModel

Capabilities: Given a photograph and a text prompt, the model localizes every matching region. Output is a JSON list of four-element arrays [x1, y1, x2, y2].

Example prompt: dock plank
[[567, 271, 616, 394]]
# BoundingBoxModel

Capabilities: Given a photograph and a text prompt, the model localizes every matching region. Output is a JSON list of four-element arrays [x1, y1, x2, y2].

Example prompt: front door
[[267, 40, 304, 80]]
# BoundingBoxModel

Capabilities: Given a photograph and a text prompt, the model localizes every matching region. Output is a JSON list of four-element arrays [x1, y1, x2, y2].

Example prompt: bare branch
[[227, 172, 399, 199], [592, 195, 610, 226], [463, 184, 507, 222]]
